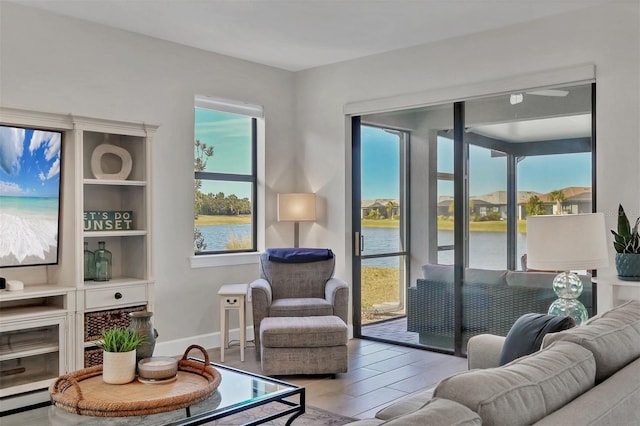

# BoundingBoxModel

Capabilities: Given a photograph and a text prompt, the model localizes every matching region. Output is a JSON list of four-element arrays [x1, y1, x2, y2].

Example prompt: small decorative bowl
[[137, 356, 178, 380]]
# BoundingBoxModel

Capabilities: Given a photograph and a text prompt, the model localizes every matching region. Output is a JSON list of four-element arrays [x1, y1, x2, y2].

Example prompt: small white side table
[[608, 278, 640, 306], [593, 276, 640, 307], [218, 283, 248, 362]]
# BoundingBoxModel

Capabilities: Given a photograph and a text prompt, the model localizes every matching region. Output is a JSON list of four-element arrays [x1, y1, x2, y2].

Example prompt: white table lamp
[[277, 193, 316, 248], [527, 213, 609, 324]]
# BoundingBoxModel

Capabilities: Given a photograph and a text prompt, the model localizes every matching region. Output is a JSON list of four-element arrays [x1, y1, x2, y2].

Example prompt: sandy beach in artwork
[[0, 197, 59, 267]]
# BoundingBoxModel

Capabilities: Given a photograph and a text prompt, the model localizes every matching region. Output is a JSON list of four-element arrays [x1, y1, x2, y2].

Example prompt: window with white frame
[[193, 95, 261, 255]]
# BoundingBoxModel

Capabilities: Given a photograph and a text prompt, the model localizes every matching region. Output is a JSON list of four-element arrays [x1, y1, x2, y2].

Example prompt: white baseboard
[[0, 389, 49, 413], [154, 326, 255, 358], [154, 323, 354, 358]]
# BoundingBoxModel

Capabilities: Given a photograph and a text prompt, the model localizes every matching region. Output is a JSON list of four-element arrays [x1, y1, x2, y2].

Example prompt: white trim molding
[[190, 251, 261, 268], [344, 63, 596, 116], [195, 95, 264, 118]]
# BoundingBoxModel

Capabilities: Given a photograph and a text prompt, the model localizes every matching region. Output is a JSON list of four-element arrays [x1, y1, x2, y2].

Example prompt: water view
[[361, 227, 527, 270], [198, 224, 251, 251], [199, 222, 526, 270]]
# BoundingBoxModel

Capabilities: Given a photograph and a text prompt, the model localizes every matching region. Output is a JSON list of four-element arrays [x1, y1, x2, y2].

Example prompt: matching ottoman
[[260, 315, 348, 376]]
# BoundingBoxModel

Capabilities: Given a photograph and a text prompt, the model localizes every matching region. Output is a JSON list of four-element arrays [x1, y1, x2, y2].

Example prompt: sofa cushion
[[505, 271, 555, 289], [542, 301, 640, 383], [590, 299, 640, 323], [382, 398, 481, 426], [434, 341, 595, 426], [499, 313, 575, 365], [421, 263, 507, 286], [269, 297, 333, 317], [505, 271, 591, 290], [422, 263, 454, 282], [533, 357, 640, 426], [375, 388, 433, 420], [465, 268, 507, 286], [343, 420, 385, 426], [260, 316, 347, 348]]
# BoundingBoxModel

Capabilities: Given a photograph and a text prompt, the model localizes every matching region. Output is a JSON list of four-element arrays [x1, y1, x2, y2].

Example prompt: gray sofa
[[407, 264, 593, 349], [347, 300, 640, 426]]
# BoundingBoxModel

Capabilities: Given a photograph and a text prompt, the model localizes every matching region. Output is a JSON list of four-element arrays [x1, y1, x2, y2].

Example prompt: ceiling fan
[[510, 89, 569, 105]]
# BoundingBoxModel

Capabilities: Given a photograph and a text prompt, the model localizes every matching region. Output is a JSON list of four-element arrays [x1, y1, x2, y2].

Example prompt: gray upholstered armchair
[[250, 250, 349, 351]]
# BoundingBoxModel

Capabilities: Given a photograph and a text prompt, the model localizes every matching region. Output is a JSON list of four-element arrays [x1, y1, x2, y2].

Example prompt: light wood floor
[[1, 338, 466, 424], [211, 338, 468, 420]]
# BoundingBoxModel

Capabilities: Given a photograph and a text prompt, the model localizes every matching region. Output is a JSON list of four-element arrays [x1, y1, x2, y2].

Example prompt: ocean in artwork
[[0, 196, 59, 266]]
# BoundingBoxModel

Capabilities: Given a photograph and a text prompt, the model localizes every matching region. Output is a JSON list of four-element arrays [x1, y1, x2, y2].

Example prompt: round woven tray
[[49, 345, 221, 417]]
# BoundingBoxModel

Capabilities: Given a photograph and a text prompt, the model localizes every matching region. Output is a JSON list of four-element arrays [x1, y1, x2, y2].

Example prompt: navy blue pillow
[[499, 313, 575, 366], [266, 248, 333, 263]]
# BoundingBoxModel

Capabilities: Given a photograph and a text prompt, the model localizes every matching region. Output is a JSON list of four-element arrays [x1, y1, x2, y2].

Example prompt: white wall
[[0, 2, 296, 350], [295, 3, 640, 312]]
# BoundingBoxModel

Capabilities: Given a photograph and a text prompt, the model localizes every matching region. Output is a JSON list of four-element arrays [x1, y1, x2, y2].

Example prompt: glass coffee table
[[168, 360, 305, 425], [4, 360, 304, 426]]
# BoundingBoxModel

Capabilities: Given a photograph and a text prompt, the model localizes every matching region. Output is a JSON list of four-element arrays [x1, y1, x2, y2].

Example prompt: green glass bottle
[[94, 241, 112, 281], [83, 241, 95, 281]]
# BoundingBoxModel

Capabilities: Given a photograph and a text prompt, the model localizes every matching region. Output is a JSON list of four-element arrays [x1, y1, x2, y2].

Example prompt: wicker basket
[[84, 305, 147, 342], [84, 348, 103, 368]]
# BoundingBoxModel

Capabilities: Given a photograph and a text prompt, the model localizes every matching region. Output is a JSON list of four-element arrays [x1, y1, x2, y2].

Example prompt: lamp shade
[[277, 193, 316, 222], [526, 213, 609, 271]]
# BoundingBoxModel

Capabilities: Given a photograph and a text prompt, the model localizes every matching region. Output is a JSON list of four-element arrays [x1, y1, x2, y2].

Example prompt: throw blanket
[[266, 248, 334, 263]]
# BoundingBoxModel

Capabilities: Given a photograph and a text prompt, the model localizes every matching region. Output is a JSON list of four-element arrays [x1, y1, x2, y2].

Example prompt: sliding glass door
[[352, 122, 410, 343], [352, 83, 595, 355], [452, 85, 595, 353]]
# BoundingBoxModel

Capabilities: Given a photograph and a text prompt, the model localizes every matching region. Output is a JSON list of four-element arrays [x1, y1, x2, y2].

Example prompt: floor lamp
[[277, 193, 316, 248], [526, 213, 609, 324]]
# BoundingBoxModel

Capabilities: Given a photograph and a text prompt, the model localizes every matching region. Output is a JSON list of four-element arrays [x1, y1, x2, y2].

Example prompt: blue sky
[[193, 117, 591, 202], [195, 108, 252, 199], [0, 126, 62, 198], [438, 138, 591, 195], [195, 109, 252, 174], [362, 126, 591, 199], [361, 126, 401, 200]]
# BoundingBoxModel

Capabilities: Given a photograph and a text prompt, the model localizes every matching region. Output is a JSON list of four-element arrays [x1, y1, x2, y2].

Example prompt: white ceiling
[[10, 0, 618, 71], [471, 114, 592, 143]]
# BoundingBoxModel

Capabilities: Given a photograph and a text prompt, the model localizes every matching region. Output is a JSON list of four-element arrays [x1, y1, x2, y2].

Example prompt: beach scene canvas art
[[0, 125, 62, 267]]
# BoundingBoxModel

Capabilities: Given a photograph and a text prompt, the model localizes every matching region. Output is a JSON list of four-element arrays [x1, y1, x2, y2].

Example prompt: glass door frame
[[352, 116, 363, 336], [350, 81, 597, 355], [351, 117, 411, 341], [449, 84, 597, 355]]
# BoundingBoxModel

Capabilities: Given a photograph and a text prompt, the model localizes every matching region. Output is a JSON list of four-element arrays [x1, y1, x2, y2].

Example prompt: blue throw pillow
[[266, 248, 333, 263], [499, 313, 575, 366]]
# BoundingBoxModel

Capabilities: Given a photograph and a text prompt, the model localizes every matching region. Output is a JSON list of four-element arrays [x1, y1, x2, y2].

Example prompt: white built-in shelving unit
[[0, 107, 157, 411]]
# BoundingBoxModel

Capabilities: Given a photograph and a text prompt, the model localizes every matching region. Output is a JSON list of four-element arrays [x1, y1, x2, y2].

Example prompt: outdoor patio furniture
[[407, 263, 593, 348]]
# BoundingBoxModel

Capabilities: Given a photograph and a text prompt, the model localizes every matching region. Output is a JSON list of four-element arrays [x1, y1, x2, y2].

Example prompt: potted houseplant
[[611, 204, 640, 281], [96, 326, 144, 384]]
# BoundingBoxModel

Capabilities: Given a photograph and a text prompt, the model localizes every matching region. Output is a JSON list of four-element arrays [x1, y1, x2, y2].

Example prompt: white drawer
[[222, 295, 245, 308], [85, 285, 147, 310]]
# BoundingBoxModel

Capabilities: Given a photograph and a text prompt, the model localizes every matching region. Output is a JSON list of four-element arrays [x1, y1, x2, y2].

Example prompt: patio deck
[[361, 316, 420, 345]]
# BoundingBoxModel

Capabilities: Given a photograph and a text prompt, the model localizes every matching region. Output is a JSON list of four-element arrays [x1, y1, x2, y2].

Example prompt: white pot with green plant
[[611, 204, 640, 281], [97, 326, 144, 384]]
